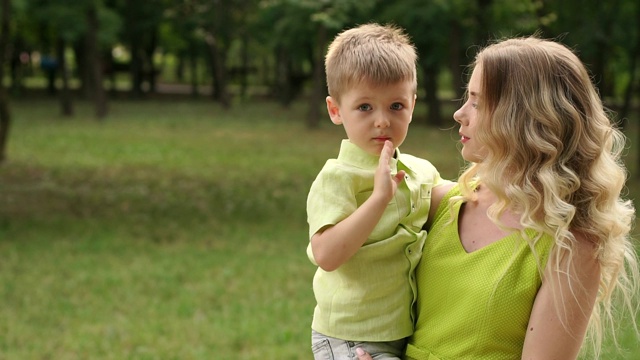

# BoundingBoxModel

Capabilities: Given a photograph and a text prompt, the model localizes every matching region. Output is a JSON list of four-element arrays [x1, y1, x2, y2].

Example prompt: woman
[[358, 36, 639, 359]]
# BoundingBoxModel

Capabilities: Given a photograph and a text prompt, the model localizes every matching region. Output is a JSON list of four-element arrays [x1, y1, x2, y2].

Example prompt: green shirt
[[307, 139, 445, 341], [406, 185, 553, 360]]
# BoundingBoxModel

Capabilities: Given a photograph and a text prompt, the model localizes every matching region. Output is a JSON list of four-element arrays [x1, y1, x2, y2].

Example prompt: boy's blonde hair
[[325, 23, 417, 101], [458, 36, 638, 358]]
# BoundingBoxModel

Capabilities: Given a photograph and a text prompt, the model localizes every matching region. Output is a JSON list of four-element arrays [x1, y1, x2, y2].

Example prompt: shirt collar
[[337, 139, 399, 170]]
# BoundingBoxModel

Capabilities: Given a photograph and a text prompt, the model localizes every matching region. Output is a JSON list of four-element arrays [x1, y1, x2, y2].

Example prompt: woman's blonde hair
[[324, 23, 417, 101], [457, 36, 639, 357]]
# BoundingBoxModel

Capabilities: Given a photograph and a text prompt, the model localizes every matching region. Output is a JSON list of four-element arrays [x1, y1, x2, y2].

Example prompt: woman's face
[[453, 64, 486, 163]]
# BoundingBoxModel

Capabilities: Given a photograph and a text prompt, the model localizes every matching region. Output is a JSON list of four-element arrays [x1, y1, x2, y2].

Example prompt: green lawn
[[0, 98, 637, 359]]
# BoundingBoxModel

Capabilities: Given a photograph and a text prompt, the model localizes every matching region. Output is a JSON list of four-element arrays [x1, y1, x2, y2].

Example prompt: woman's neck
[[473, 183, 522, 230]]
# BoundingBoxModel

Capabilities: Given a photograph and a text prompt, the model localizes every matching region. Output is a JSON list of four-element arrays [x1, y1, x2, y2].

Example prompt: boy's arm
[[310, 141, 406, 272]]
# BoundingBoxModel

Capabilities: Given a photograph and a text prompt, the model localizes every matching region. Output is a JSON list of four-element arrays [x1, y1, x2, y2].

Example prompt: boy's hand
[[356, 347, 373, 360], [374, 140, 406, 203], [309, 140, 406, 271]]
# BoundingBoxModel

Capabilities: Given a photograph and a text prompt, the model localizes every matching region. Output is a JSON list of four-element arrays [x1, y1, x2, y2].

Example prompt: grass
[[0, 98, 638, 359]]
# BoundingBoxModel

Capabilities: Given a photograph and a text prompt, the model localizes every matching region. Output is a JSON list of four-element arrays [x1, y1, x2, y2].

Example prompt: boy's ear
[[326, 96, 342, 125]]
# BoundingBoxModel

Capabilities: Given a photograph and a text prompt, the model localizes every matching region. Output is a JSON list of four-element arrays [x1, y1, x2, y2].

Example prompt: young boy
[[307, 23, 446, 359]]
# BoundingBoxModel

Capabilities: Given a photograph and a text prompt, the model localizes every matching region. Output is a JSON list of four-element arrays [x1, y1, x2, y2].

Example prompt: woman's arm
[[521, 233, 600, 360], [423, 182, 455, 231]]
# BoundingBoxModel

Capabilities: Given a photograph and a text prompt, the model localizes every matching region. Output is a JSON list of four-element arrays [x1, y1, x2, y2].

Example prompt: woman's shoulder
[[432, 182, 458, 204], [427, 182, 458, 224], [567, 230, 600, 268]]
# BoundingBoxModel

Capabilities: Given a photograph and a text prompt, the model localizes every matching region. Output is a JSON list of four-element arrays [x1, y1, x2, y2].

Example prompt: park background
[[0, 0, 639, 359]]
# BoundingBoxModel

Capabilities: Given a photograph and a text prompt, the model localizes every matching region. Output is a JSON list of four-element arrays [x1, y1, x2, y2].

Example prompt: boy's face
[[326, 80, 416, 156]]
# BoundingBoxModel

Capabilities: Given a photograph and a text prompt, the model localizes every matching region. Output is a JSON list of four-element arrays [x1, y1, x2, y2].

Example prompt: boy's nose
[[375, 115, 390, 128]]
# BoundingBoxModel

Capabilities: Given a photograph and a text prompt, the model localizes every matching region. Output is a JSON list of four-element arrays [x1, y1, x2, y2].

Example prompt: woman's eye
[[358, 104, 372, 111], [390, 103, 404, 110], [471, 103, 478, 109]]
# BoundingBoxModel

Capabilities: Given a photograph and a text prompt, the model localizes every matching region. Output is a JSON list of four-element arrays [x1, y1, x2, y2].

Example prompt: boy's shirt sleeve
[[306, 161, 357, 240], [306, 162, 359, 265]]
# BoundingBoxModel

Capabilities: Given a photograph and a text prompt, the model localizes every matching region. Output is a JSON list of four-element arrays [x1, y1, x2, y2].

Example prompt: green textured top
[[406, 185, 553, 360]]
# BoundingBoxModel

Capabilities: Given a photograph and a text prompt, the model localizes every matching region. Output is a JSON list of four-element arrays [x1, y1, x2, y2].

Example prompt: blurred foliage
[[4, 0, 638, 106]]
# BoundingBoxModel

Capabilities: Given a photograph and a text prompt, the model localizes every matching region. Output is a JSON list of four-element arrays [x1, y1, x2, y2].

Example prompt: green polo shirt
[[307, 139, 446, 341]]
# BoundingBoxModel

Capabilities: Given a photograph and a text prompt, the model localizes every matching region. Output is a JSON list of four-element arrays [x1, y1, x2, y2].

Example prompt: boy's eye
[[358, 104, 372, 111], [390, 103, 404, 110]]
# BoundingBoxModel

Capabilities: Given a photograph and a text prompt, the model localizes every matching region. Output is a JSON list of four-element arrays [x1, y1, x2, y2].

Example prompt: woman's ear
[[326, 96, 342, 125]]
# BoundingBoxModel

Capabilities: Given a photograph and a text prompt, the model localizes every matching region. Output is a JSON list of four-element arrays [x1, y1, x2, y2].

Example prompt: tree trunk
[[634, 2, 640, 178], [130, 42, 143, 97], [205, 33, 230, 108], [188, 41, 199, 97], [176, 51, 185, 82], [73, 40, 91, 99], [620, 2, 640, 129], [275, 45, 293, 106], [146, 27, 158, 94], [593, 0, 619, 99], [620, 40, 638, 129], [0, 0, 12, 163], [535, 0, 553, 37], [126, 0, 144, 98], [421, 59, 442, 127], [240, 30, 249, 99], [307, 24, 327, 129], [449, 20, 464, 100], [475, 0, 493, 47], [57, 38, 74, 117], [87, 5, 108, 119], [207, 0, 230, 107], [9, 36, 25, 95]]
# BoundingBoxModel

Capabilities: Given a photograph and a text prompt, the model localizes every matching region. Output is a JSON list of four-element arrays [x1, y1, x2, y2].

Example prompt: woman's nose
[[453, 107, 464, 124]]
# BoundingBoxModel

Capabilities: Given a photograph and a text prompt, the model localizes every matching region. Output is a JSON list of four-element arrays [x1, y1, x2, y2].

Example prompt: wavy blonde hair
[[457, 36, 639, 357], [324, 23, 417, 101]]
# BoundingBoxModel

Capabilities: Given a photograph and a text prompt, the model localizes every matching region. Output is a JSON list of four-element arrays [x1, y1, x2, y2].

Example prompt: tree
[[25, 0, 120, 117], [536, 0, 640, 175], [163, 1, 205, 97], [86, 3, 108, 118], [202, 0, 231, 108], [0, 0, 11, 163], [31, 0, 87, 116], [166, 0, 248, 107], [56, 36, 73, 116], [113, 0, 165, 97], [619, 0, 640, 177], [260, 0, 377, 128], [254, 1, 317, 108], [380, 0, 461, 126]]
